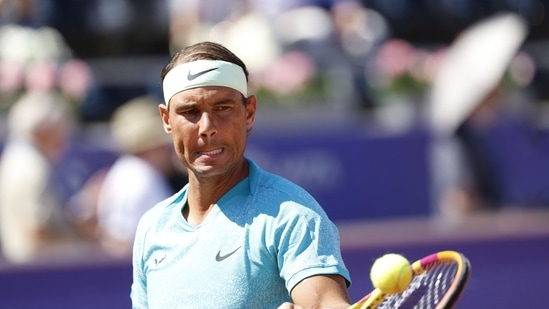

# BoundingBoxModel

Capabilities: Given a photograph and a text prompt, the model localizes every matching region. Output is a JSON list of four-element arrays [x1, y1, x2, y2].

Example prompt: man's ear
[[159, 104, 171, 133], [245, 95, 257, 132]]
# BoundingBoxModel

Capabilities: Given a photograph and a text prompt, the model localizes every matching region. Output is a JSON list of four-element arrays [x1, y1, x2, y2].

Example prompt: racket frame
[[348, 250, 471, 309]]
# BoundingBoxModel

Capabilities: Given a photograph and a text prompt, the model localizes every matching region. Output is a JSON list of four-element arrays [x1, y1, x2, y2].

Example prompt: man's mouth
[[198, 148, 223, 156]]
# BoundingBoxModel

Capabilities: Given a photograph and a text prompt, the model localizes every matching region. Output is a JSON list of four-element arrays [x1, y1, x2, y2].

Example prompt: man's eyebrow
[[172, 97, 236, 109], [172, 100, 198, 109], [212, 97, 238, 105]]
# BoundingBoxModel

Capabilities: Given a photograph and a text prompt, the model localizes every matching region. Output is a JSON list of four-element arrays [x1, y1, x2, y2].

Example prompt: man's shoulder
[[249, 159, 321, 210], [250, 160, 305, 195]]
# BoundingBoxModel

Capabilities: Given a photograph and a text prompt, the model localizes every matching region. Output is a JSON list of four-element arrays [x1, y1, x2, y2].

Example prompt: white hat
[[110, 96, 171, 154]]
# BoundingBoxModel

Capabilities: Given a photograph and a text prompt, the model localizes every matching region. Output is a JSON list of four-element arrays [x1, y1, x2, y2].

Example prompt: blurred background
[[0, 0, 548, 308]]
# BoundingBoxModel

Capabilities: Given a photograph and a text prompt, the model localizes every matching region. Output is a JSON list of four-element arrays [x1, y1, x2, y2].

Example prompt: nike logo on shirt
[[154, 254, 166, 266], [215, 246, 242, 262], [187, 67, 218, 80]]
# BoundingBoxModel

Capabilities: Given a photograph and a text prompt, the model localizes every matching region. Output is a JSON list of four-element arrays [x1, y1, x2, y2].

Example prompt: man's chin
[[191, 165, 225, 178]]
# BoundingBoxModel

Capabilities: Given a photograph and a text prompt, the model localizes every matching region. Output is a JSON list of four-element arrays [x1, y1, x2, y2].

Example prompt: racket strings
[[376, 259, 459, 309]]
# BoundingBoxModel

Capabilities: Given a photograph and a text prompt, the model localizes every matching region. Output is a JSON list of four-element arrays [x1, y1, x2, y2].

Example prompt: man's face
[[159, 86, 256, 179]]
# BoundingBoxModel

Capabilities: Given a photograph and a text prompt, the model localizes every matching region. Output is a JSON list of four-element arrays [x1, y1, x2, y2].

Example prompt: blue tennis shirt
[[131, 159, 351, 309]]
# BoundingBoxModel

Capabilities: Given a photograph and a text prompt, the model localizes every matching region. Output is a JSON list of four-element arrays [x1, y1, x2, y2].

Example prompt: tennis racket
[[348, 250, 471, 309]]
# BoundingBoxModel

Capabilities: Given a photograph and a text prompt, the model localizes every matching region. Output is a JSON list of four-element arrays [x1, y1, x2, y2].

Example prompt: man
[[0, 90, 92, 263], [131, 41, 351, 309], [95, 95, 178, 256]]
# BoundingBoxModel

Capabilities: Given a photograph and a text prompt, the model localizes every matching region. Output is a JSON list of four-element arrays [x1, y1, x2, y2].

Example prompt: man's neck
[[183, 159, 249, 226]]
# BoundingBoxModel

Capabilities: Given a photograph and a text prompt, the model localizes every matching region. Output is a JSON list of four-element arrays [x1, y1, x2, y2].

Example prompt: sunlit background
[[0, 0, 548, 308]]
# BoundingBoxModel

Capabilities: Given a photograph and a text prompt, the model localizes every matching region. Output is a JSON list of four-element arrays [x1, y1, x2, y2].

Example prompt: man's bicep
[[290, 274, 351, 309]]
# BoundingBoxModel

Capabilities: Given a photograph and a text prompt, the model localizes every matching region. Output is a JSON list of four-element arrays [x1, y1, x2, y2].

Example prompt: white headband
[[162, 60, 247, 106]]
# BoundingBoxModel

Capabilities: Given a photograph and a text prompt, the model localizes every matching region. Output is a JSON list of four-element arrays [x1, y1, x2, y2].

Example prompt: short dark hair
[[160, 41, 249, 82]]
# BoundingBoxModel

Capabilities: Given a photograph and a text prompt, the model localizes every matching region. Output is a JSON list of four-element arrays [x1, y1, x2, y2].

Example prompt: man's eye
[[181, 109, 197, 115], [216, 106, 231, 111]]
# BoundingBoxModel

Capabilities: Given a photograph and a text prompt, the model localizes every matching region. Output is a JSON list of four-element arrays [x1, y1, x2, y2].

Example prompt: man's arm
[[278, 274, 351, 309]]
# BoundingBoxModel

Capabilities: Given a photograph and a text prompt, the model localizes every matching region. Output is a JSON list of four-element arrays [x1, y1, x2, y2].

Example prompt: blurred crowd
[[0, 0, 548, 265]]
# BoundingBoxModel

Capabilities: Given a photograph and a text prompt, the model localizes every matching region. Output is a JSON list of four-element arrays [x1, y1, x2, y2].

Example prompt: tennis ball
[[370, 253, 413, 294]]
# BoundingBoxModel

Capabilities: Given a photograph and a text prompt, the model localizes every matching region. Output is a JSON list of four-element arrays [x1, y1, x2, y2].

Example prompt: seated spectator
[[0, 90, 95, 264], [94, 95, 181, 256]]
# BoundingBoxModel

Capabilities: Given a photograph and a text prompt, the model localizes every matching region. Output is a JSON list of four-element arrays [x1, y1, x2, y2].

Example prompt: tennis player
[[131, 41, 351, 309]]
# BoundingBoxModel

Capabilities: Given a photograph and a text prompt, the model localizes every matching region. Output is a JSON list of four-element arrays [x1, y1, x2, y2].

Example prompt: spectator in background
[[93, 95, 181, 257], [451, 52, 543, 211], [246, 0, 388, 109], [166, 0, 387, 110], [0, 17, 99, 123], [428, 13, 549, 217], [0, 24, 70, 111], [166, 0, 246, 54], [0, 90, 94, 264]]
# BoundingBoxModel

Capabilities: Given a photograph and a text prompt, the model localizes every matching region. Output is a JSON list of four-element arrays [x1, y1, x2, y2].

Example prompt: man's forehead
[[171, 86, 242, 104]]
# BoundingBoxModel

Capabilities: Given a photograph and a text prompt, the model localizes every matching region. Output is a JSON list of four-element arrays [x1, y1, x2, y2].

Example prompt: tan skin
[[159, 86, 351, 309]]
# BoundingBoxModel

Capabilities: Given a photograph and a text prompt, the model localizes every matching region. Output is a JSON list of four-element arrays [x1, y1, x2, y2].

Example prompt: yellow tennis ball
[[370, 253, 413, 294]]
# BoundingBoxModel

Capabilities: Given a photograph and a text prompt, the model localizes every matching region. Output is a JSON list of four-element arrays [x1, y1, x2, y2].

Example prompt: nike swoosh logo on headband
[[187, 67, 218, 81]]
